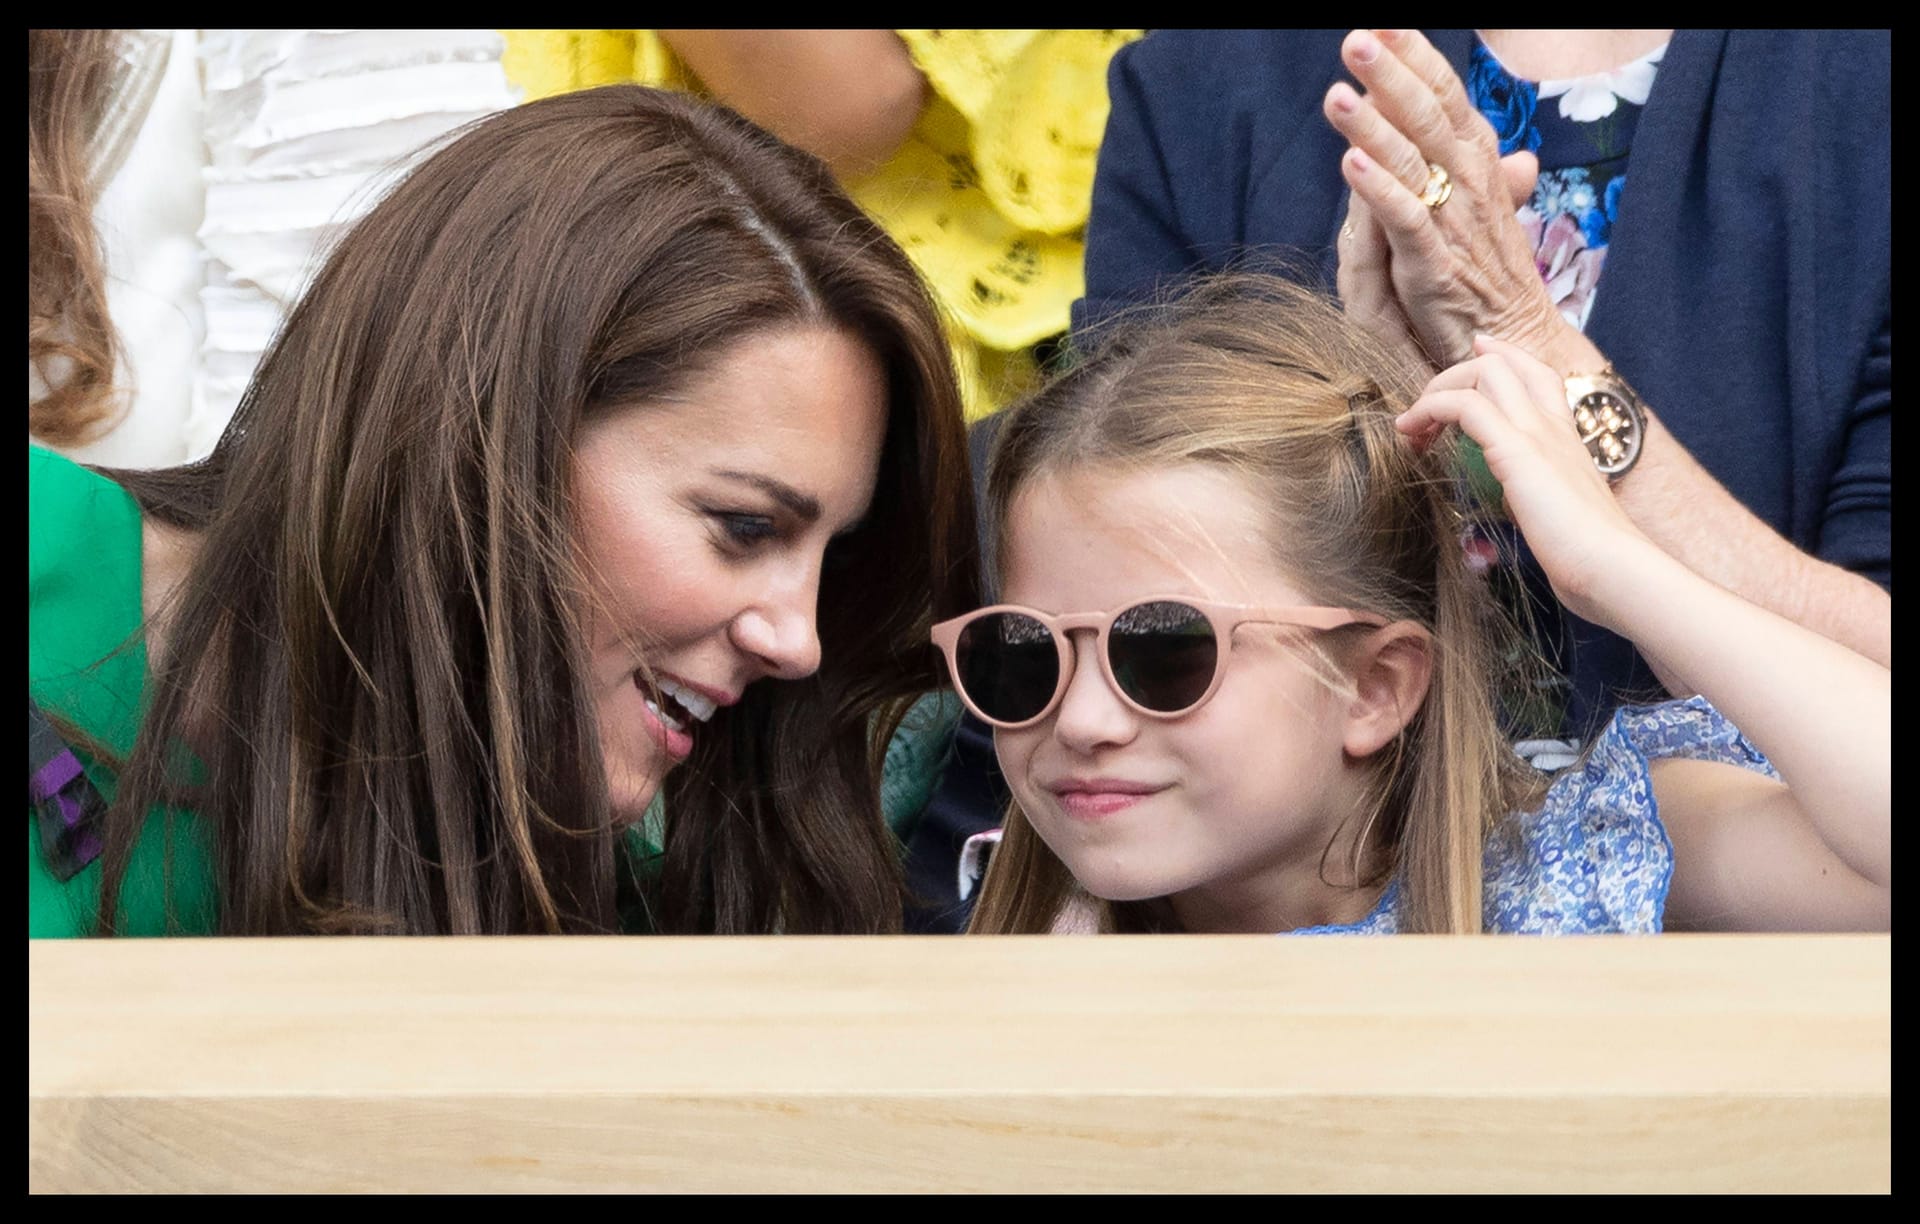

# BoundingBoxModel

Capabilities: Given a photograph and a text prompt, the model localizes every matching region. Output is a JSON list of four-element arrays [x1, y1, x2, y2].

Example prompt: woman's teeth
[[643, 697, 686, 733], [636, 673, 718, 734], [658, 677, 717, 723]]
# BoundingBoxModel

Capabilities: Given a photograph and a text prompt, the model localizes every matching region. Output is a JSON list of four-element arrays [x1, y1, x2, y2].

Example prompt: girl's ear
[[1342, 622, 1433, 759]]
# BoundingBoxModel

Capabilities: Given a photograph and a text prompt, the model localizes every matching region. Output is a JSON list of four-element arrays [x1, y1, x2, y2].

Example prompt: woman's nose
[[1051, 633, 1138, 752], [731, 588, 823, 682]]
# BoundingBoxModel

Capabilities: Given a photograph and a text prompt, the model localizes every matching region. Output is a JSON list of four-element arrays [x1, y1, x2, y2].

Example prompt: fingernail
[[1331, 86, 1358, 114], [1375, 28, 1402, 45], [1352, 32, 1380, 63], [1348, 148, 1372, 174]]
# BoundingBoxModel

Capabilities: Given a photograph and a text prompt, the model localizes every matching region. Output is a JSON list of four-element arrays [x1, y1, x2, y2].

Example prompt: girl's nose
[[1050, 632, 1139, 752]]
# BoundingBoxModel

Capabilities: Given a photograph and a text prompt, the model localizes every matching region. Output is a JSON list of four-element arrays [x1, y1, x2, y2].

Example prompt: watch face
[[1570, 387, 1643, 477]]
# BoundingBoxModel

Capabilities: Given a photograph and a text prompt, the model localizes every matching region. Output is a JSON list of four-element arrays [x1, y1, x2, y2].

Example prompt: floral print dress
[[1469, 36, 1668, 331], [1289, 696, 1777, 936]]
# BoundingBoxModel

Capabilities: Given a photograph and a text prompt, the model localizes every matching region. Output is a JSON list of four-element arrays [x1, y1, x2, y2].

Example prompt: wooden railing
[[29, 934, 1889, 1192]]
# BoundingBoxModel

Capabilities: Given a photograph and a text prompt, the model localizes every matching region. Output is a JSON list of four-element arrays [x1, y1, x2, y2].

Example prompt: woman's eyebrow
[[708, 468, 822, 523]]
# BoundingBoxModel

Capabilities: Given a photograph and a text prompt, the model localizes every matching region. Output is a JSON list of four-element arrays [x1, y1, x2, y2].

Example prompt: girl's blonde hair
[[967, 274, 1544, 935]]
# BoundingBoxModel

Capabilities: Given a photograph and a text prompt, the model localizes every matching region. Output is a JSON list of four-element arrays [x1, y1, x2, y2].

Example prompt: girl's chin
[[1078, 877, 1177, 905], [1045, 849, 1178, 905]]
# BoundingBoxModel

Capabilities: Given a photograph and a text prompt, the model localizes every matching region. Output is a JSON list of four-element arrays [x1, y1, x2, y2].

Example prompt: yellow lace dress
[[498, 29, 1141, 418]]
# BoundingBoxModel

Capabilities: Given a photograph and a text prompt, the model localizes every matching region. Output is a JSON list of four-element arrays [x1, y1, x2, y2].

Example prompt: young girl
[[942, 277, 1889, 935]]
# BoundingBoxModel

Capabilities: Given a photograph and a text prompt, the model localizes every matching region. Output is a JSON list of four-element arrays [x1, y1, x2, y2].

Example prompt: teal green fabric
[[28, 445, 217, 937], [881, 691, 962, 845]]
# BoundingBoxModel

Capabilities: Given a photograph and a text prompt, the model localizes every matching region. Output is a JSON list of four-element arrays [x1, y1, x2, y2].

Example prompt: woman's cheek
[[992, 728, 1037, 799], [597, 689, 663, 823]]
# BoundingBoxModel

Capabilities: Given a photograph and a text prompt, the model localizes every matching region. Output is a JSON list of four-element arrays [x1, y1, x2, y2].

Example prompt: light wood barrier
[[29, 934, 1889, 1192]]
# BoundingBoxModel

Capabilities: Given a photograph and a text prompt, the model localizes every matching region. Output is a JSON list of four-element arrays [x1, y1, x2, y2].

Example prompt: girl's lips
[[1053, 788, 1166, 821]]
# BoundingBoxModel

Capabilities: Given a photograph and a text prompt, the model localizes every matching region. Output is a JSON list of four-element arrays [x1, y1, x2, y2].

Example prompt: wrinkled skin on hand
[[1326, 29, 1567, 374]]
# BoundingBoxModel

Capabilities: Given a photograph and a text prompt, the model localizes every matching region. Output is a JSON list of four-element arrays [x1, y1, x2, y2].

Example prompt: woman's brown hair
[[29, 28, 125, 446], [966, 274, 1543, 935], [91, 84, 979, 935]]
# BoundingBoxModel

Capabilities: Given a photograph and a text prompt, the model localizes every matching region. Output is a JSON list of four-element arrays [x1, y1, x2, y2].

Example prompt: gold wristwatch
[[1565, 365, 1647, 481]]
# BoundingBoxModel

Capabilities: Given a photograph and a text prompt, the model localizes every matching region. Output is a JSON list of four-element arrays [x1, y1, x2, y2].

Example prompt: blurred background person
[[30, 29, 523, 468], [501, 28, 1141, 420]]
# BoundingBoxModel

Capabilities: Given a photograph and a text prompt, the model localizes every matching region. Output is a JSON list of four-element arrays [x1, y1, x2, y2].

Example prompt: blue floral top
[[1288, 696, 1779, 935], [1468, 36, 1667, 331]]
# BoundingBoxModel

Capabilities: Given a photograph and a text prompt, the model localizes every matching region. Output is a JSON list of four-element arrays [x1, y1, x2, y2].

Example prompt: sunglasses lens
[[955, 612, 1060, 725], [1109, 601, 1219, 713]]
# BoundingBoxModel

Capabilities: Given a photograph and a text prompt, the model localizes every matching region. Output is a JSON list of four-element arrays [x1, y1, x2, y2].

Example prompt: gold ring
[[1340, 221, 1356, 244], [1418, 161, 1453, 210]]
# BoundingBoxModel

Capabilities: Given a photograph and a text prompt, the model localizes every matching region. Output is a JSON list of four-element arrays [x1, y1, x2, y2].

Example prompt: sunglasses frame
[[931, 597, 1389, 730]]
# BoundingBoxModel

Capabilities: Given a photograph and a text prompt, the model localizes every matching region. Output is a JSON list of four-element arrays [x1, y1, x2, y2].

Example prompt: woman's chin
[[605, 768, 663, 830]]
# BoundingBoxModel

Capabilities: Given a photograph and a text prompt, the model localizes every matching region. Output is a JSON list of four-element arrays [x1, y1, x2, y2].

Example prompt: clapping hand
[[1325, 29, 1569, 373]]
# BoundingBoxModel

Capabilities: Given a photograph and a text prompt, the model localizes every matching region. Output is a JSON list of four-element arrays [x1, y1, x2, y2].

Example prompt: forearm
[[1616, 415, 1891, 667], [658, 30, 926, 180], [1533, 329, 1892, 670], [1596, 544, 1891, 889]]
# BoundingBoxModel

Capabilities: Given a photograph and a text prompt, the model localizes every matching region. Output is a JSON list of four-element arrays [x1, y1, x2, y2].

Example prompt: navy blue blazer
[[1078, 29, 1891, 732]]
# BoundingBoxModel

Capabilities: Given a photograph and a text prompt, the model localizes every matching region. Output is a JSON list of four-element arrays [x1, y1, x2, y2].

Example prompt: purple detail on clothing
[[30, 746, 105, 876], [30, 748, 84, 805]]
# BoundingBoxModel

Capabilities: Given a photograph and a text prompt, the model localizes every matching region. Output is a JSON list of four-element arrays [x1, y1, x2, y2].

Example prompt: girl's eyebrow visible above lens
[[707, 468, 821, 523]]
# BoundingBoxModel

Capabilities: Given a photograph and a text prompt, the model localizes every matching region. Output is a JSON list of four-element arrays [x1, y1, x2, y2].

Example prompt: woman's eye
[[714, 512, 779, 547]]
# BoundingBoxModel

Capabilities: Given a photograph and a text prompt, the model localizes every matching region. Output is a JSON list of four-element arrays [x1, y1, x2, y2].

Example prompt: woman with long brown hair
[[29, 84, 980, 936]]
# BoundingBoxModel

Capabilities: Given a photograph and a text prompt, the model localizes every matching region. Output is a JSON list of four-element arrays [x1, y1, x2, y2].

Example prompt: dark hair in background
[[89, 84, 980, 935], [29, 28, 125, 446]]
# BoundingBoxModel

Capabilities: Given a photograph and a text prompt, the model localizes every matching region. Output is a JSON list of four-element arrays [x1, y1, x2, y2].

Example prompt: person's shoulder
[[30, 442, 107, 496], [29, 445, 141, 588], [1113, 30, 1348, 114], [1119, 29, 1344, 71], [1095, 30, 1355, 236], [1728, 27, 1887, 64], [1601, 695, 1778, 781], [1523, 695, 1777, 836], [1485, 697, 1782, 934], [1718, 29, 1888, 119], [29, 443, 147, 719], [29, 442, 132, 505]]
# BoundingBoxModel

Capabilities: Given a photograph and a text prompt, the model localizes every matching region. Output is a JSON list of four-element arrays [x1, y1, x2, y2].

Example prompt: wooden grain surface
[[28, 934, 1890, 1192]]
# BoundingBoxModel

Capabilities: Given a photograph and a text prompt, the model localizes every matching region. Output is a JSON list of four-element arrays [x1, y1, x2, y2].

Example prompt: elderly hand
[[1334, 195, 1426, 378], [1324, 29, 1575, 371], [1336, 151, 1541, 382]]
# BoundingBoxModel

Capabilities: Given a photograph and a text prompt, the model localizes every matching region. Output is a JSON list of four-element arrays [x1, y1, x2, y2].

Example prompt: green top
[[28, 445, 217, 936], [27, 446, 958, 937]]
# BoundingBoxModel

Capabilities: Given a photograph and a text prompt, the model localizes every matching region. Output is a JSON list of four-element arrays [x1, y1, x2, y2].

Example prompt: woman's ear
[[1342, 622, 1433, 759]]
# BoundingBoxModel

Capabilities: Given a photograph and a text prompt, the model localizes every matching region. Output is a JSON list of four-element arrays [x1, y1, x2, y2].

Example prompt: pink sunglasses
[[931, 597, 1387, 729]]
